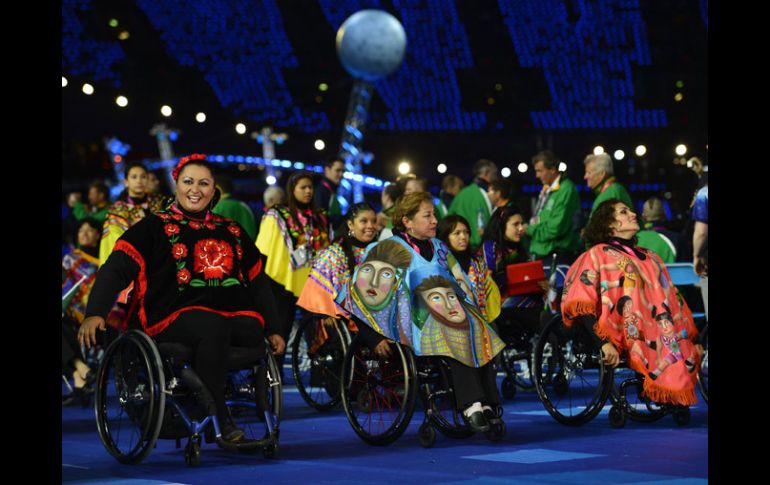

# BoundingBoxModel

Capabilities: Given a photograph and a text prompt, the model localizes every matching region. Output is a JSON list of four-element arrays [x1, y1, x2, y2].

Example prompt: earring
[[348, 229, 354, 237]]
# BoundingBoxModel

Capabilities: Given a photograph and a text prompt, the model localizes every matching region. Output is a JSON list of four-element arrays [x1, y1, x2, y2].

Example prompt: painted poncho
[[561, 239, 701, 405], [297, 242, 366, 319], [337, 237, 504, 368], [62, 248, 100, 322]]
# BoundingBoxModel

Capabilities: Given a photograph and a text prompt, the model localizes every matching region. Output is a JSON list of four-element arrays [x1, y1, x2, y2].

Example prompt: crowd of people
[[62, 149, 708, 442]]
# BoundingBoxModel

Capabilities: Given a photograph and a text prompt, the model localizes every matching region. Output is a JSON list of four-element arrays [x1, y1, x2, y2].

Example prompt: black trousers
[[154, 310, 265, 420], [446, 358, 500, 410]]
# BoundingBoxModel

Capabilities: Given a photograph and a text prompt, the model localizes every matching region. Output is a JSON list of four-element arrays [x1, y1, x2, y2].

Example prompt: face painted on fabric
[[355, 261, 397, 307], [657, 316, 675, 336], [420, 287, 469, 329]]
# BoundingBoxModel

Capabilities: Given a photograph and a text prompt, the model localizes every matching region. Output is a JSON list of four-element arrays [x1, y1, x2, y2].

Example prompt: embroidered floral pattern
[[172, 243, 187, 260], [193, 239, 233, 279], [227, 225, 241, 237], [164, 223, 180, 237], [158, 207, 246, 291], [177, 268, 191, 284]]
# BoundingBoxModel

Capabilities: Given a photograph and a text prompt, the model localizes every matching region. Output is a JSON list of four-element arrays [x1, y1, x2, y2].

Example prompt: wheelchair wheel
[[95, 330, 166, 464], [341, 337, 418, 446], [697, 325, 708, 404], [419, 358, 472, 440], [609, 365, 665, 423], [291, 315, 349, 411], [533, 314, 612, 426], [500, 344, 534, 392]]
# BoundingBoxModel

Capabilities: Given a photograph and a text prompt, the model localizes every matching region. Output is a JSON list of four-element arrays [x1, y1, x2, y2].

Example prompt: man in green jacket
[[67, 182, 110, 224], [583, 152, 633, 216], [527, 150, 582, 264], [212, 174, 257, 242], [448, 159, 498, 249]]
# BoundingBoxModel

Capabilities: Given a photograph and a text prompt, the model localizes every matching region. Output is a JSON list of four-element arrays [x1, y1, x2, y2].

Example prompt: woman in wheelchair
[[337, 192, 506, 433], [478, 204, 548, 338], [436, 215, 501, 325], [293, 202, 377, 409], [561, 199, 703, 406], [297, 202, 377, 330], [79, 154, 286, 443]]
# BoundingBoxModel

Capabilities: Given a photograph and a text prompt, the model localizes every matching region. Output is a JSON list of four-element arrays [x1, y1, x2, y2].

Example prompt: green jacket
[[526, 177, 582, 258], [72, 201, 109, 224], [448, 183, 491, 249], [591, 177, 633, 215], [636, 230, 676, 263], [213, 196, 257, 242]]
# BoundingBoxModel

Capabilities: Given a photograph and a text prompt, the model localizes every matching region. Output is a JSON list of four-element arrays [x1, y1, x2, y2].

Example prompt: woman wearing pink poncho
[[561, 199, 703, 406]]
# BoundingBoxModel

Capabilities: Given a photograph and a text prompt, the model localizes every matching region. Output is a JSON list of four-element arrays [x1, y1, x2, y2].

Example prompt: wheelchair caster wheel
[[485, 420, 506, 442], [609, 405, 626, 428], [673, 407, 691, 427], [418, 423, 436, 448], [184, 437, 202, 467], [262, 441, 279, 459], [501, 377, 516, 400]]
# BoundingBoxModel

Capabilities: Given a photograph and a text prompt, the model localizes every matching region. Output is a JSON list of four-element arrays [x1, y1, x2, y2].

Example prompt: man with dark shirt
[[314, 156, 345, 233]]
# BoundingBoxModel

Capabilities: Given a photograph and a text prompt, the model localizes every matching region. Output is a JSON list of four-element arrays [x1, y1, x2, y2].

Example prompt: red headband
[[172, 153, 207, 181]]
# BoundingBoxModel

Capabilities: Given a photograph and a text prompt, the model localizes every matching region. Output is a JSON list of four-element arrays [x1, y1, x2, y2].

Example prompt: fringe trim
[[642, 378, 698, 406], [562, 300, 597, 327]]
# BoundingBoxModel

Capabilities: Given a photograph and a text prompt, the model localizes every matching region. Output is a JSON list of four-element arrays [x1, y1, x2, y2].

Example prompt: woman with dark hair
[[297, 202, 377, 322], [100, 161, 166, 265], [79, 154, 284, 442], [436, 215, 501, 324], [256, 170, 330, 345], [561, 198, 703, 406], [337, 192, 505, 433], [62, 217, 102, 405]]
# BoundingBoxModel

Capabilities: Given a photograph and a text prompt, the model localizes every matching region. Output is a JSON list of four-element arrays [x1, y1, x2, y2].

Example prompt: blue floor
[[62, 372, 708, 484]]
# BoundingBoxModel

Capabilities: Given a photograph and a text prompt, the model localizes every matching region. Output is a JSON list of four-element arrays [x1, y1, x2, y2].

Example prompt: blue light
[[343, 172, 354, 179], [169, 131, 179, 142], [498, 0, 666, 128], [294, 162, 305, 169], [365, 177, 376, 185], [374, 180, 383, 187], [281, 160, 292, 168]]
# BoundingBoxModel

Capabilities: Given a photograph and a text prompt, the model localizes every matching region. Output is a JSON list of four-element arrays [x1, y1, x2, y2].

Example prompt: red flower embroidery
[[205, 222, 217, 231], [172, 213, 183, 221], [164, 223, 180, 237], [172, 243, 188, 260], [177, 268, 191, 284], [236, 244, 243, 259], [158, 213, 171, 222], [189, 221, 202, 230], [193, 239, 234, 279], [228, 225, 241, 237]]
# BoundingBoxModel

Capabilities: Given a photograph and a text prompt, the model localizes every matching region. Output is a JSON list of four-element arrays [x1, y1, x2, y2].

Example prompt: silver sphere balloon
[[336, 10, 407, 82]]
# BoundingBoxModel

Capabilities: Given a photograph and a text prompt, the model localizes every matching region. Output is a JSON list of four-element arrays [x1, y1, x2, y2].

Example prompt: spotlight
[[501, 167, 511, 178], [160, 105, 172, 117], [437, 163, 447, 174], [398, 161, 410, 175]]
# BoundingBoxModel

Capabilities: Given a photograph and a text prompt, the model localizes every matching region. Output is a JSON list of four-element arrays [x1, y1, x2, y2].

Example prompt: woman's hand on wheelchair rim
[[268, 333, 286, 355], [79, 316, 106, 349], [373, 339, 393, 359], [601, 342, 620, 368]]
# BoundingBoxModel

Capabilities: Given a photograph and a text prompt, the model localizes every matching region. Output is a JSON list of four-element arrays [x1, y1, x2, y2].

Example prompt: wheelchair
[[339, 336, 505, 448], [93, 329, 282, 466], [290, 313, 352, 411], [496, 263, 571, 400], [697, 324, 708, 403], [532, 314, 693, 428]]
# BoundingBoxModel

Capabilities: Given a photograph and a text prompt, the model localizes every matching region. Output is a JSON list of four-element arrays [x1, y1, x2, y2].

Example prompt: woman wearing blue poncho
[[337, 192, 505, 432]]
